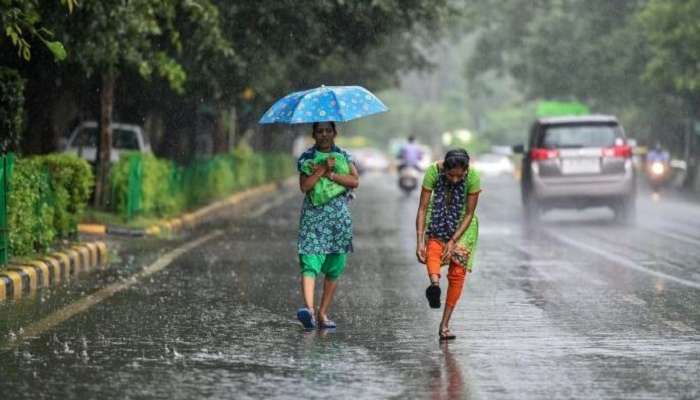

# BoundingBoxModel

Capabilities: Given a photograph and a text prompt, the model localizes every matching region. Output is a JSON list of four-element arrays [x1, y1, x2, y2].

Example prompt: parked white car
[[63, 121, 152, 163]]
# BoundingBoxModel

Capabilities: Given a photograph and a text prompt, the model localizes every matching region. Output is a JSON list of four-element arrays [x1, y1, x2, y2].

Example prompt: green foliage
[[7, 160, 54, 256], [639, 0, 700, 96], [6, 154, 93, 257], [110, 153, 181, 219], [0, 67, 25, 152], [0, 0, 73, 61], [463, 0, 700, 158], [38, 154, 94, 237], [109, 150, 294, 221]]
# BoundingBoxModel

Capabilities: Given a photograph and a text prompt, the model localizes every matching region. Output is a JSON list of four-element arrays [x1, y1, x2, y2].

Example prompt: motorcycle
[[398, 165, 422, 195], [645, 159, 671, 192]]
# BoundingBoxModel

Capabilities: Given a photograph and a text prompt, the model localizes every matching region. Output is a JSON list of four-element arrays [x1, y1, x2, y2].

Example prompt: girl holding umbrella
[[260, 85, 387, 330], [295, 121, 359, 329]]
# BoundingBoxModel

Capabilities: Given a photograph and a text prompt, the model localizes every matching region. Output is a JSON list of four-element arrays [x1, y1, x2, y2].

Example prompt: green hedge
[[110, 148, 295, 220], [7, 154, 93, 257]]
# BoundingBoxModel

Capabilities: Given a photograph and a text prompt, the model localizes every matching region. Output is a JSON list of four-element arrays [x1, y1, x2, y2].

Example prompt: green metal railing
[[115, 152, 294, 221], [0, 153, 15, 265]]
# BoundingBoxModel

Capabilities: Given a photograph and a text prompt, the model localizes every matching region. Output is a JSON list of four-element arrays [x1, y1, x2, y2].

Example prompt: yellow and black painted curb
[[79, 180, 287, 237], [0, 241, 109, 301]]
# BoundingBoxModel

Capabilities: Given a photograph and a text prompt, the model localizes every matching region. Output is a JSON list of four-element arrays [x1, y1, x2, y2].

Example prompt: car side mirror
[[512, 144, 525, 154]]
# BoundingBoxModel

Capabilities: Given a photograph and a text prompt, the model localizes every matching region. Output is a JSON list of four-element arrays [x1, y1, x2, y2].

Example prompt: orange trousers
[[426, 239, 469, 308]]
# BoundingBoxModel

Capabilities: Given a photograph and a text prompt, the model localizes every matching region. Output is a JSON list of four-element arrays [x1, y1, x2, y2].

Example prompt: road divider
[[0, 241, 109, 301]]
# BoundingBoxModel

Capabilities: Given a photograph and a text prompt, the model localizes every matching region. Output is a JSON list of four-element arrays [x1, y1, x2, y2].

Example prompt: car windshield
[[540, 124, 620, 149], [74, 127, 140, 150]]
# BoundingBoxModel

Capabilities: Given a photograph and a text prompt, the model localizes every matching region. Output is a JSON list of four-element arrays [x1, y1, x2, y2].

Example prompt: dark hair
[[408, 135, 416, 142], [443, 148, 470, 170], [312, 121, 337, 134]]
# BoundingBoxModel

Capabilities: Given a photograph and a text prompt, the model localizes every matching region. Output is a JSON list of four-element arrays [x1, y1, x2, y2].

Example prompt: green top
[[421, 162, 481, 269], [422, 162, 482, 205]]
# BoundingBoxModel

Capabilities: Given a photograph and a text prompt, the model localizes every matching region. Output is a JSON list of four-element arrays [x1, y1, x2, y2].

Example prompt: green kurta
[[422, 162, 481, 270]]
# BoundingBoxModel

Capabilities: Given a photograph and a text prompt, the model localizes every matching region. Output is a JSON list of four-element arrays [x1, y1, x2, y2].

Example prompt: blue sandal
[[297, 308, 316, 329]]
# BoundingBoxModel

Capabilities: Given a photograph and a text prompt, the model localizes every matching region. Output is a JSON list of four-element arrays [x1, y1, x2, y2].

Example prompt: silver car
[[514, 115, 636, 223]]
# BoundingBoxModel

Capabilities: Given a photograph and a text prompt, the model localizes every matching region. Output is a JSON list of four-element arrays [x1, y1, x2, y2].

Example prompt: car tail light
[[602, 145, 631, 158], [530, 148, 559, 160]]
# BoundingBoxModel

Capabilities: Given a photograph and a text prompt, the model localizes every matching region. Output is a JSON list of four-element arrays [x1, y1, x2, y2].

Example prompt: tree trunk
[[212, 101, 228, 154], [94, 71, 116, 208]]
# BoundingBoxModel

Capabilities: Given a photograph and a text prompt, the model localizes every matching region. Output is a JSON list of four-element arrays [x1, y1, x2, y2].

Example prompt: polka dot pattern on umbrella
[[259, 85, 388, 124]]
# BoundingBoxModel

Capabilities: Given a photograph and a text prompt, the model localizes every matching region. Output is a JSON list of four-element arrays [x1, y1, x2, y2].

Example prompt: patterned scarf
[[427, 172, 466, 242]]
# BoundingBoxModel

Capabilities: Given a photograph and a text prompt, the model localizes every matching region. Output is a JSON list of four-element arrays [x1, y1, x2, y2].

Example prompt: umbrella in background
[[259, 85, 388, 124]]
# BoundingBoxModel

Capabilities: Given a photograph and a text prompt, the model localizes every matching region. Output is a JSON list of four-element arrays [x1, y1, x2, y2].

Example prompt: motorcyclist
[[646, 141, 670, 163], [645, 141, 671, 192], [398, 136, 424, 171]]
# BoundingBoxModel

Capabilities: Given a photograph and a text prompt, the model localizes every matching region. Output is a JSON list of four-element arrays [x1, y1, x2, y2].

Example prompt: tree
[[57, 0, 231, 207], [639, 0, 700, 186], [0, 0, 75, 61], [0, 67, 25, 152]]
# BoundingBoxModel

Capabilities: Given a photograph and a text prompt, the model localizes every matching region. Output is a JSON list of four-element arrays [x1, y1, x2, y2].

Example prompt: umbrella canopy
[[259, 85, 388, 124]]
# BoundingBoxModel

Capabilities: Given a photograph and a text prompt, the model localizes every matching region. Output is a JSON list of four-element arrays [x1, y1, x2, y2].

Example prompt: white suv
[[63, 121, 152, 163]]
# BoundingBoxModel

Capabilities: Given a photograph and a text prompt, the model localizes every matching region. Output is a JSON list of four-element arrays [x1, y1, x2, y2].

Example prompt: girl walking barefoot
[[415, 149, 481, 341]]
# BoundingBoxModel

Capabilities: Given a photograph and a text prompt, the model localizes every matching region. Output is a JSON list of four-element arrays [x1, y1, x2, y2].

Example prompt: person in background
[[398, 135, 424, 171]]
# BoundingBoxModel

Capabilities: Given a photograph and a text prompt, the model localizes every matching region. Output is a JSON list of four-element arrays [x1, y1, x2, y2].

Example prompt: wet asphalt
[[1, 173, 699, 399]]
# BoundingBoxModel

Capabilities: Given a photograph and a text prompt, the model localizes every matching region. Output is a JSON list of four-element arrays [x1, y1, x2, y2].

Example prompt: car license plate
[[562, 158, 600, 174]]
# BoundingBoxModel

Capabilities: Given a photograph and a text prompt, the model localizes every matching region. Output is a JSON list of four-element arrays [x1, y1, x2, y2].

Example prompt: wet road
[[1, 174, 699, 399]]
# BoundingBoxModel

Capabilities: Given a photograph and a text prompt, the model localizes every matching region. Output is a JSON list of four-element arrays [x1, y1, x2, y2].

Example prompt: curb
[[79, 180, 287, 237], [0, 241, 109, 301]]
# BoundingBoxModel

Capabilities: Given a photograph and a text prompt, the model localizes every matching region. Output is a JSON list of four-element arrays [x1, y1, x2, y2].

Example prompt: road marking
[[3, 230, 223, 349], [662, 320, 696, 333], [547, 231, 700, 290], [639, 226, 700, 247], [248, 190, 297, 218], [621, 294, 646, 306], [515, 244, 606, 286]]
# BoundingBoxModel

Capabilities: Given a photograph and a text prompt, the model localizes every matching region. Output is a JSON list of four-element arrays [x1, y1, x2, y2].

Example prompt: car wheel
[[614, 196, 636, 225]]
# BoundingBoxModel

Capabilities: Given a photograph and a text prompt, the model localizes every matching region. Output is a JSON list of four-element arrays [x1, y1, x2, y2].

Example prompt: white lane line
[[4, 230, 224, 349], [248, 190, 297, 218], [662, 320, 696, 333], [514, 245, 606, 286], [621, 294, 647, 306], [639, 225, 700, 248], [547, 231, 700, 290]]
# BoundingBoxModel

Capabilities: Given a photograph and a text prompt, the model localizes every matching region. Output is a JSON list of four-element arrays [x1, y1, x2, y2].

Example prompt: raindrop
[[172, 348, 183, 358], [63, 342, 74, 354]]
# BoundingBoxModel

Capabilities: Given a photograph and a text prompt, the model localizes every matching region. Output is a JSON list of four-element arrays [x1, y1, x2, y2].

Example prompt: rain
[[1, 1, 699, 399]]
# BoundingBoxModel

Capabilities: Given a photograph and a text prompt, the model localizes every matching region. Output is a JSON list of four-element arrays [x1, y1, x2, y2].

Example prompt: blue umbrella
[[259, 85, 388, 124]]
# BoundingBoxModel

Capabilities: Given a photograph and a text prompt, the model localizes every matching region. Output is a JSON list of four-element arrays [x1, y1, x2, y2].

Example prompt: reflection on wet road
[[1, 174, 699, 399]]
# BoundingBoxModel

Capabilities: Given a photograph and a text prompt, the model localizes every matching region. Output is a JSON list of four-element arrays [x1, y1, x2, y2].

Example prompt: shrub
[[8, 159, 55, 256], [109, 149, 295, 220], [38, 154, 93, 237]]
